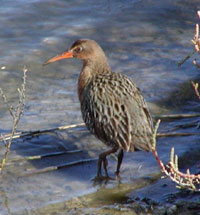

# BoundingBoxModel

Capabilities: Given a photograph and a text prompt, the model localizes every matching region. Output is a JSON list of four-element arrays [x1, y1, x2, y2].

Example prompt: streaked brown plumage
[[45, 39, 153, 179]]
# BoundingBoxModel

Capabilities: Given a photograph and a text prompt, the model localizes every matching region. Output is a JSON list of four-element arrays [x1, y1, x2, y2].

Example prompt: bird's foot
[[115, 170, 121, 178], [91, 174, 115, 185]]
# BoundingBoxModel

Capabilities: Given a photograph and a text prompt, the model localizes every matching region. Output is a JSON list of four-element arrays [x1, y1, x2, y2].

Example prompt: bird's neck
[[78, 59, 111, 101]]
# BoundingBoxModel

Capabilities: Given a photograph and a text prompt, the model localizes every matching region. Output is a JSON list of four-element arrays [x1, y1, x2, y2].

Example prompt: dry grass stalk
[[191, 20, 200, 68], [2, 112, 200, 143], [152, 120, 200, 191], [178, 11, 200, 67], [0, 122, 85, 142], [191, 11, 200, 56], [191, 81, 200, 100], [23, 158, 98, 177], [154, 113, 200, 120], [191, 11, 200, 98], [178, 49, 196, 67], [0, 67, 27, 174], [0, 124, 199, 144]]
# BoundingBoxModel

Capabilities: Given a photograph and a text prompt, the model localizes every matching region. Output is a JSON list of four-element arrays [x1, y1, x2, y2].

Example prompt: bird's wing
[[87, 72, 153, 152]]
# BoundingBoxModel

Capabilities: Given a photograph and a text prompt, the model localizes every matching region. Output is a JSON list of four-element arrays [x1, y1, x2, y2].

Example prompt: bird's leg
[[97, 156, 103, 177], [97, 146, 118, 178], [102, 156, 108, 177], [116, 149, 124, 177]]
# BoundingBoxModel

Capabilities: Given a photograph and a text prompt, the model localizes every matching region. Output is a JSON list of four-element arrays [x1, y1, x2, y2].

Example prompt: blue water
[[0, 0, 200, 214]]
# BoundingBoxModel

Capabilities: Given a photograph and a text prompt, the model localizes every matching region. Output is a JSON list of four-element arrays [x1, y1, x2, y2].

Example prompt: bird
[[44, 39, 154, 179]]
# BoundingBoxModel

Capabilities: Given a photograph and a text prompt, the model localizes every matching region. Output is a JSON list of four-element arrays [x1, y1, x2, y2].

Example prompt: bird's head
[[44, 39, 108, 65]]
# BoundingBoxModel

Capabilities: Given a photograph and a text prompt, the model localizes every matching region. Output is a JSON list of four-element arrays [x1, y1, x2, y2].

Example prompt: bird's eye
[[74, 46, 83, 53]]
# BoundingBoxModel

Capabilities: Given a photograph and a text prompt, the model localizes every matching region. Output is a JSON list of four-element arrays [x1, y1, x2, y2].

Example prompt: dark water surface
[[0, 0, 200, 214]]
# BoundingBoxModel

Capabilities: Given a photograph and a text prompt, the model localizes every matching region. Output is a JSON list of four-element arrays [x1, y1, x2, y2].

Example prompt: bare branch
[[0, 88, 14, 118], [178, 50, 196, 67], [0, 67, 27, 173]]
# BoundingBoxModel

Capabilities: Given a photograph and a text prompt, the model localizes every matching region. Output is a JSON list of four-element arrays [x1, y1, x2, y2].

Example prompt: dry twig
[[156, 132, 199, 137], [0, 124, 199, 144], [6, 149, 82, 164], [1, 112, 200, 143], [0, 123, 85, 142], [191, 81, 200, 100], [154, 113, 200, 120], [23, 158, 98, 176], [178, 11, 200, 67], [0, 67, 27, 173], [178, 49, 196, 67], [191, 12, 200, 53], [190, 12, 200, 99]]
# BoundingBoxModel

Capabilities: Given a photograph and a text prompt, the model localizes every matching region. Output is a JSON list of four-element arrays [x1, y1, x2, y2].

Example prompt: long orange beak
[[44, 50, 73, 65]]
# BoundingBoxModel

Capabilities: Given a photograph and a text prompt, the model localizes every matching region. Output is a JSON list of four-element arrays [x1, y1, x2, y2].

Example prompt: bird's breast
[[79, 72, 154, 152], [78, 66, 92, 101]]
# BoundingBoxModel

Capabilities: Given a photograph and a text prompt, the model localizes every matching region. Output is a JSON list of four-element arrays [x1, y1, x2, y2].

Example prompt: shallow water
[[0, 0, 200, 214]]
